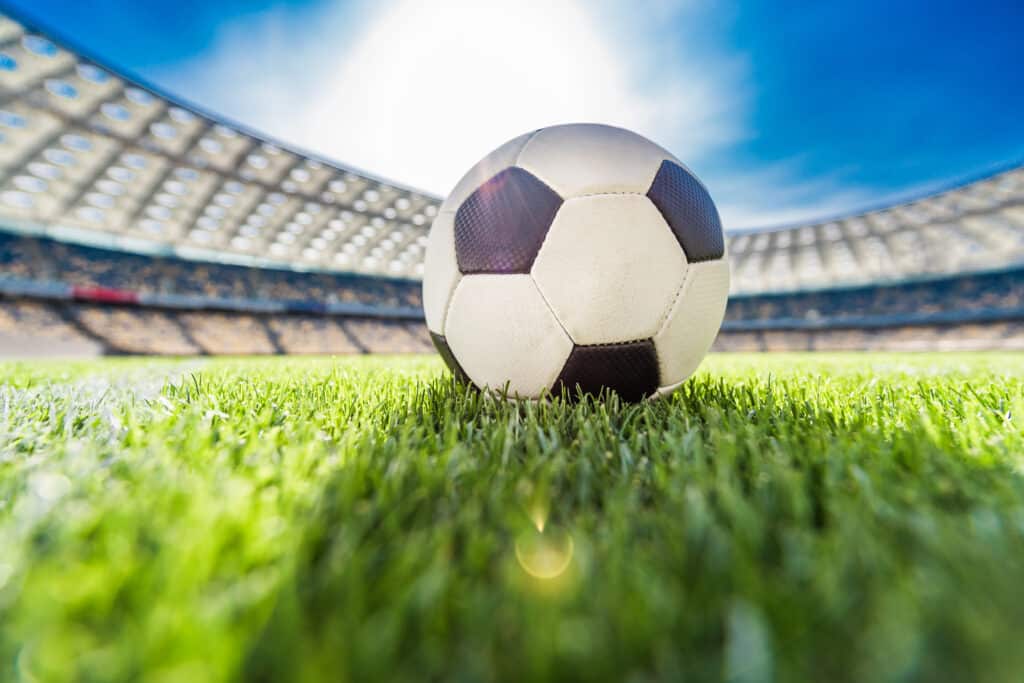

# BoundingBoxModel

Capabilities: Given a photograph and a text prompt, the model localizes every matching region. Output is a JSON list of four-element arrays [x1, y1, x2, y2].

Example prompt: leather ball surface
[[423, 123, 729, 401]]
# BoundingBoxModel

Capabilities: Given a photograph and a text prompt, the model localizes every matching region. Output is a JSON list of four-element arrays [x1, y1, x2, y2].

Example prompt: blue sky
[[8, 0, 1023, 229]]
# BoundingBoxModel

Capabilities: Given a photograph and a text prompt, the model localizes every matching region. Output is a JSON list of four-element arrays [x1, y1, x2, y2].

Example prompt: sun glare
[[301, 0, 706, 194]]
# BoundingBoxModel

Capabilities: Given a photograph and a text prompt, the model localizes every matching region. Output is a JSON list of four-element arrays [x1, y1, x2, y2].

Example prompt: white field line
[[0, 362, 204, 534]]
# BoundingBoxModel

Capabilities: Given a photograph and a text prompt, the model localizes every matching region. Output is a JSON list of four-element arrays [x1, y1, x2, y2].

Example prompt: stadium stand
[[0, 9, 1021, 355], [1, 226, 1022, 354], [0, 231, 422, 307], [726, 168, 1024, 295], [0, 297, 430, 356]]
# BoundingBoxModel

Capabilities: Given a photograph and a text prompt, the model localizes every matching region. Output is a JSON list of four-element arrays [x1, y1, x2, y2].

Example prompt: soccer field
[[1, 354, 1023, 682]]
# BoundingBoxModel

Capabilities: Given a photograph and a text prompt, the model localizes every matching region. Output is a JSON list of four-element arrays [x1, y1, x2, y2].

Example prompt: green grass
[[2, 353, 1024, 682]]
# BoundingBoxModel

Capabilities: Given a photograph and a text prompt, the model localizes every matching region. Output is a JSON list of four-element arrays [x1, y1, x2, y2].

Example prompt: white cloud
[[150, 0, 873, 230], [709, 161, 879, 230], [297, 0, 749, 193], [158, 0, 745, 190]]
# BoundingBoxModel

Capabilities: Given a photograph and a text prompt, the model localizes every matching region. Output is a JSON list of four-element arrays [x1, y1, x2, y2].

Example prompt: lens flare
[[515, 525, 574, 580], [528, 499, 549, 532]]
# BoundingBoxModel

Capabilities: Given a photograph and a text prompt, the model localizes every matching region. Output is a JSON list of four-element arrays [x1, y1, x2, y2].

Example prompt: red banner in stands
[[71, 286, 139, 304]]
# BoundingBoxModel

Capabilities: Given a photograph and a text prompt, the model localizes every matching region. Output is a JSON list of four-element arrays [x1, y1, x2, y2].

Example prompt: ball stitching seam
[[652, 265, 696, 384]]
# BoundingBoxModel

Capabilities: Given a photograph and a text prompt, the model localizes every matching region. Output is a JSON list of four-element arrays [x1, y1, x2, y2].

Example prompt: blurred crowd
[[0, 232, 422, 308], [714, 322, 1024, 352], [1, 228, 1023, 355], [5, 231, 1024, 323], [724, 269, 1024, 323], [3, 294, 1020, 355]]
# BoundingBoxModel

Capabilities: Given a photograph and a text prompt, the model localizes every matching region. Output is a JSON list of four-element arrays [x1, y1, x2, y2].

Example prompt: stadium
[[1, 4, 1023, 683], [1, 11, 1023, 357]]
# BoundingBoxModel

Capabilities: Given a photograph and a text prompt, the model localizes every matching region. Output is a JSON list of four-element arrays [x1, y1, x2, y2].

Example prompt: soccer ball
[[423, 123, 729, 401]]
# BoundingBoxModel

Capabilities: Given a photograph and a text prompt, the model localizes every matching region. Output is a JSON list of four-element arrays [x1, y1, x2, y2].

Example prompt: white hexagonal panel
[[440, 130, 538, 214], [653, 258, 730, 387], [531, 194, 688, 345], [422, 209, 460, 333], [516, 123, 674, 198], [445, 274, 573, 398]]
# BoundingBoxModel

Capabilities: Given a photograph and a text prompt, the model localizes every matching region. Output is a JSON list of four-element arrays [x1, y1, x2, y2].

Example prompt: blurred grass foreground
[[1, 353, 1023, 682]]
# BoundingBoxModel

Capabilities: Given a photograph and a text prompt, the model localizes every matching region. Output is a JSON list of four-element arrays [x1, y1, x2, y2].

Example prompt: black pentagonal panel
[[647, 160, 724, 263], [454, 167, 562, 274], [554, 339, 660, 403], [430, 332, 470, 384]]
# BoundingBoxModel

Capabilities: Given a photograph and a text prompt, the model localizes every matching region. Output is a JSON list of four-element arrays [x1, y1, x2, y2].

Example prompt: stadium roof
[[727, 164, 1024, 294], [0, 10, 439, 281], [0, 9, 1021, 294]]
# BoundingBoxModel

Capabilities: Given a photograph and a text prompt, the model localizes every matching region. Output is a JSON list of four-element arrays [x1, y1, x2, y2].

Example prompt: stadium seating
[[714, 322, 1024, 352], [0, 296, 430, 355], [0, 232, 421, 308], [2, 221, 1022, 355], [6, 289, 1020, 356], [0, 298, 89, 346], [1, 225, 1024, 354], [724, 268, 1024, 325], [0, 9, 1021, 355]]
